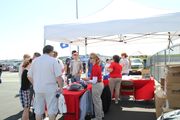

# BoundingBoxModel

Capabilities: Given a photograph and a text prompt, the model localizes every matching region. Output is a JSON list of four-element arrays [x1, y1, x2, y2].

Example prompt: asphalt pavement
[[0, 72, 22, 120], [0, 72, 156, 120]]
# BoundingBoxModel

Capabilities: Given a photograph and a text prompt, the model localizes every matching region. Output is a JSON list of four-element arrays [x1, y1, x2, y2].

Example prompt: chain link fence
[[148, 44, 180, 82]]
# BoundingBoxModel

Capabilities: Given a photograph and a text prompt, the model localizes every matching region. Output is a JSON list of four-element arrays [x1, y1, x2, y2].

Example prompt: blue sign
[[60, 43, 69, 48]]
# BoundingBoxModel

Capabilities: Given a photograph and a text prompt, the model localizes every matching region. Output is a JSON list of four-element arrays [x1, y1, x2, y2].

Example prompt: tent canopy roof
[[44, 0, 180, 55], [44, 12, 180, 43]]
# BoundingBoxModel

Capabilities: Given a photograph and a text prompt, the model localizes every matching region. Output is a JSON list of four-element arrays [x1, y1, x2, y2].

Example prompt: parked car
[[1, 64, 9, 71], [129, 58, 143, 75], [9, 62, 21, 72]]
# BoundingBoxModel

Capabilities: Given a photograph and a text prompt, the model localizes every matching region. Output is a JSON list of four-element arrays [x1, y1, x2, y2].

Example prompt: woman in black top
[[19, 59, 32, 120]]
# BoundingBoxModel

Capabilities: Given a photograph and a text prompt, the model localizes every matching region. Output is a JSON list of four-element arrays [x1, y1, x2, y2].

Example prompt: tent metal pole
[[76, 0, 78, 19], [85, 37, 87, 55], [43, 29, 46, 46], [76, 0, 80, 53], [43, 39, 46, 46]]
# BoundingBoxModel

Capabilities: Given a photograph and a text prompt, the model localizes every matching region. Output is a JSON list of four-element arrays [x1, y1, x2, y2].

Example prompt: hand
[[57, 87, 63, 93], [82, 78, 89, 81]]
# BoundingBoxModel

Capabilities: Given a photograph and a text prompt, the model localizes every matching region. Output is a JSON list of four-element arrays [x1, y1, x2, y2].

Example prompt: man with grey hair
[[28, 45, 63, 120]]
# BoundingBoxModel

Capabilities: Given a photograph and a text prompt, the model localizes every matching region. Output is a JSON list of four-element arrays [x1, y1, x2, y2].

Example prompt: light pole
[[76, 0, 80, 53], [76, 0, 78, 19]]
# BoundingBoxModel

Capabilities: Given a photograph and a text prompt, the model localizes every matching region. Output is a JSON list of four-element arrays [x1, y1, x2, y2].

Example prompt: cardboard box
[[141, 69, 150, 74], [162, 107, 174, 113], [141, 69, 151, 79], [165, 75, 180, 84], [167, 95, 180, 109], [155, 94, 166, 118], [166, 65, 180, 72], [166, 83, 180, 97], [165, 65, 180, 84], [155, 87, 166, 118], [166, 83, 180, 109]]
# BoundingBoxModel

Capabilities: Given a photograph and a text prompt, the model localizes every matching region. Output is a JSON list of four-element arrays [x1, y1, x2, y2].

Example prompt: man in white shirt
[[28, 45, 63, 120]]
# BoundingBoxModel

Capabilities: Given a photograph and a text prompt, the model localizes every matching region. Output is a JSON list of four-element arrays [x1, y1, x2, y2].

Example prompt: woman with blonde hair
[[20, 58, 32, 120], [83, 53, 104, 120]]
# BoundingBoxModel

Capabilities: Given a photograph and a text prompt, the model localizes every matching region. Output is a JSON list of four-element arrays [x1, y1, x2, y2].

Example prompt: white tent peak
[[78, 0, 174, 23]]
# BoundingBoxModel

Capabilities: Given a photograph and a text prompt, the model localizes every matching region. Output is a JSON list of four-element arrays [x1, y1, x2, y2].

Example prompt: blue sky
[[0, 0, 179, 60]]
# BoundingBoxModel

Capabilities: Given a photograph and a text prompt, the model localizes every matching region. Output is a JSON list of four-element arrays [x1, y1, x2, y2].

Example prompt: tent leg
[[44, 39, 46, 46], [85, 38, 87, 55]]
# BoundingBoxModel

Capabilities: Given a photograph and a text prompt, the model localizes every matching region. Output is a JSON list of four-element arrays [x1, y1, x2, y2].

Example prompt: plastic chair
[[120, 81, 135, 100]]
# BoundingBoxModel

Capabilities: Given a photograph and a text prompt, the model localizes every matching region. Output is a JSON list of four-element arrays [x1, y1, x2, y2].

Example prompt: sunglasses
[[90, 57, 93, 59]]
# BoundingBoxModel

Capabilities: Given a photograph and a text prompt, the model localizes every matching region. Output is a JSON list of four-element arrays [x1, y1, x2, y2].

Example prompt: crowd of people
[[18, 45, 131, 120]]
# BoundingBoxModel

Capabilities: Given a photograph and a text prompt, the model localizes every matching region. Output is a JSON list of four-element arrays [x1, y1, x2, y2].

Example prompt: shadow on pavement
[[4, 111, 23, 120], [120, 99, 155, 108], [4, 111, 35, 120], [104, 100, 156, 120]]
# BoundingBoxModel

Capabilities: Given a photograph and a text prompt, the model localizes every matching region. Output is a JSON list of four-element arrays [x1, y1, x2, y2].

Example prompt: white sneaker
[[115, 100, 118, 104], [44, 117, 49, 120]]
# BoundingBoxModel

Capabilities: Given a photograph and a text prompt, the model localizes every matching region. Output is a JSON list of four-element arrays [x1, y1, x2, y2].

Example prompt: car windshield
[[131, 59, 141, 63]]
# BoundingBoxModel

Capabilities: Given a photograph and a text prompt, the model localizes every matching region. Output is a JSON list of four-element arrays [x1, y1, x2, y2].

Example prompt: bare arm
[[107, 68, 113, 72], [56, 76, 63, 92], [28, 76, 33, 85]]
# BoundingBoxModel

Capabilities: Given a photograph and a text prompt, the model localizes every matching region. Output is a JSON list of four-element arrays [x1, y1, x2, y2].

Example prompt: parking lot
[[0, 72, 22, 120], [0, 72, 62, 120]]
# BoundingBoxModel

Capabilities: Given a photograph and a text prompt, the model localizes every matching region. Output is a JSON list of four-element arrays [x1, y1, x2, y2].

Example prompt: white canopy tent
[[44, 0, 180, 56]]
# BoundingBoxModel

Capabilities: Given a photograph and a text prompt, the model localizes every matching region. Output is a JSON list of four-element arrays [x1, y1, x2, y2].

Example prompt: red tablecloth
[[63, 85, 92, 120], [103, 78, 155, 100]]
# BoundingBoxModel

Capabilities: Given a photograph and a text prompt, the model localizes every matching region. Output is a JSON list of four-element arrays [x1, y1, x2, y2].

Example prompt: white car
[[129, 58, 143, 75]]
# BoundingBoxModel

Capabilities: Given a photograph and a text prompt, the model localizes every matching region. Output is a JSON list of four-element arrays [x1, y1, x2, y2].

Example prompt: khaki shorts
[[34, 92, 58, 115]]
